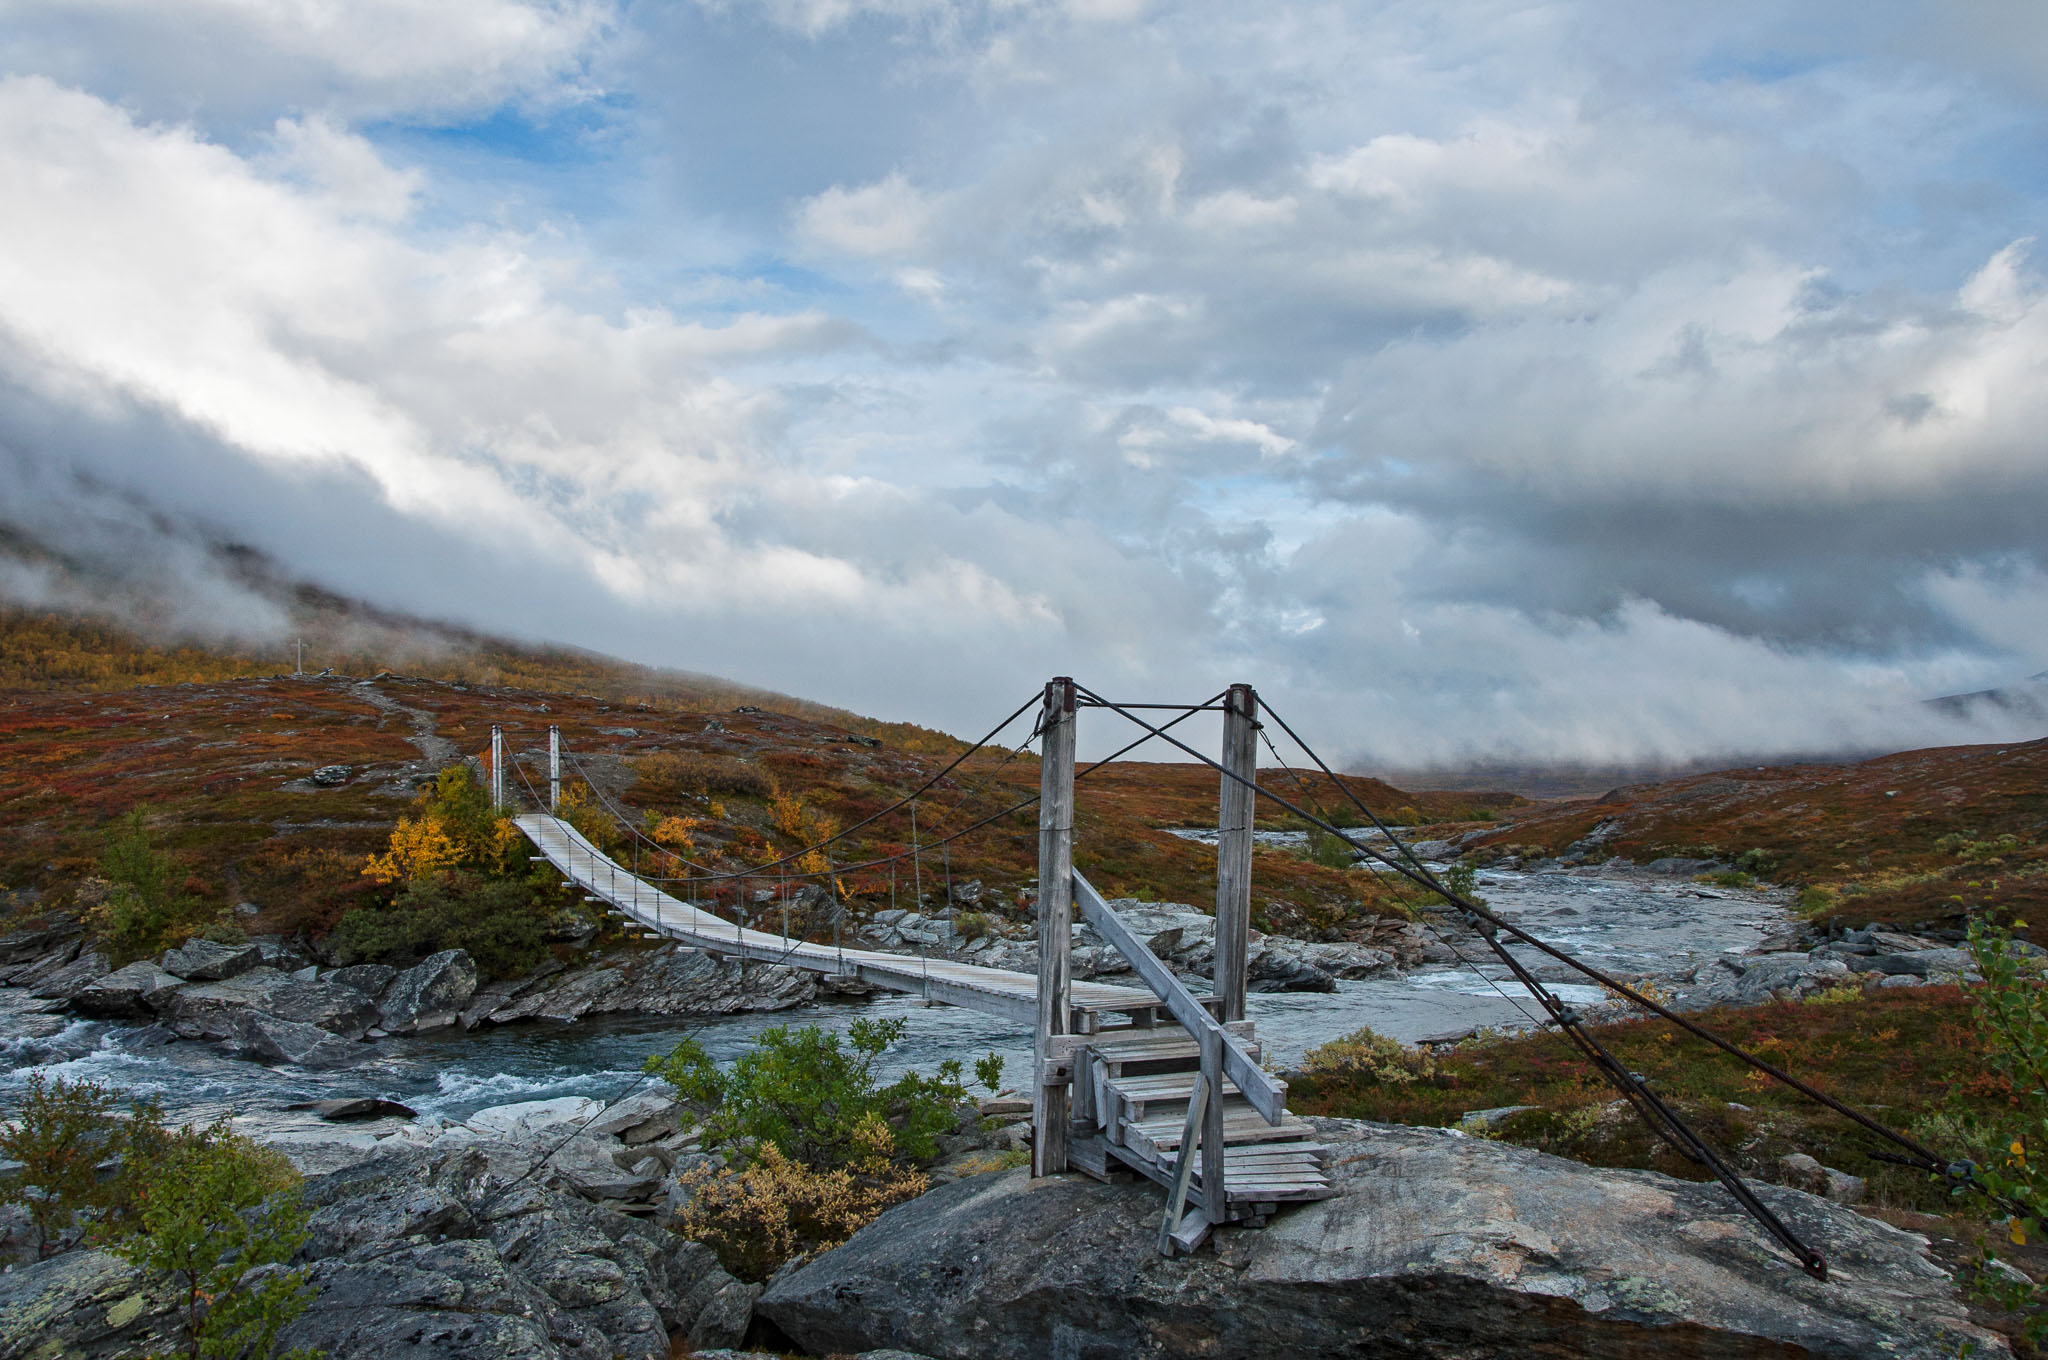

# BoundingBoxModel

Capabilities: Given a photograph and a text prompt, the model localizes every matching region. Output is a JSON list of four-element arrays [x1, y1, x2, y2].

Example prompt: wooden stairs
[[1055, 873, 1338, 1253], [1066, 1021, 1333, 1235]]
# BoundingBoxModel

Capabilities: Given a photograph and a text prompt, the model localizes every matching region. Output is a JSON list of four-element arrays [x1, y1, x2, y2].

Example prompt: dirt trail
[[349, 680, 461, 769]]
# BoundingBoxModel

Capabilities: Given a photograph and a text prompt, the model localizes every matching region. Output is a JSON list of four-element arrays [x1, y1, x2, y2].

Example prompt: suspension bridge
[[485, 676, 2019, 1269]]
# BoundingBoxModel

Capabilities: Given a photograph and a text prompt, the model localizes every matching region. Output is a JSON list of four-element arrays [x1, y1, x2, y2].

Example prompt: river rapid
[[0, 863, 1790, 1141]]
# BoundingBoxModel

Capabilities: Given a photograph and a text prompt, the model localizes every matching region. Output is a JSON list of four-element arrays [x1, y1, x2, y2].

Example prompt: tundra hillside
[[0, 603, 1522, 961]]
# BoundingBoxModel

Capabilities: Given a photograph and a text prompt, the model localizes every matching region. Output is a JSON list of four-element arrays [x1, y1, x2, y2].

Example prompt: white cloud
[[0, 0, 612, 121], [795, 172, 940, 258]]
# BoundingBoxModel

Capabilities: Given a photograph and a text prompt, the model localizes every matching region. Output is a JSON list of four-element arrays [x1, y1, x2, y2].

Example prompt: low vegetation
[[0, 1074, 317, 1357], [1463, 738, 2048, 932], [1294, 917, 2048, 1349], [646, 1017, 1004, 1280], [333, 765, 568, 978]]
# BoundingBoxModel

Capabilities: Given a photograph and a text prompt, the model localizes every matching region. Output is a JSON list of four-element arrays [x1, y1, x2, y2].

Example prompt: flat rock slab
[[761, 1118, 2005, 1360]]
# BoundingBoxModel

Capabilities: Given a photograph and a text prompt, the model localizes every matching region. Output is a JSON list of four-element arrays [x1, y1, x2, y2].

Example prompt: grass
[[1291, 986, 2006, 1215]]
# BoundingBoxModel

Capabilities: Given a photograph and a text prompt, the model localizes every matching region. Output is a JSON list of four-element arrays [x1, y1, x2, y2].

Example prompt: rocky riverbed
[[0, 1086, 2005, 1360]]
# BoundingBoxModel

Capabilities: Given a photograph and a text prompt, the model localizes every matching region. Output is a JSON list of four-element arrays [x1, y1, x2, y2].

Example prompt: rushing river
[[0, 864, 1789, 1139]]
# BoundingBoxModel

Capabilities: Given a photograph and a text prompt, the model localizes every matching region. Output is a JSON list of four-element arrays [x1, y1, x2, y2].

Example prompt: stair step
[[1160, 1142, 1331, 1170], [1122, 1107, 1317, 1159]]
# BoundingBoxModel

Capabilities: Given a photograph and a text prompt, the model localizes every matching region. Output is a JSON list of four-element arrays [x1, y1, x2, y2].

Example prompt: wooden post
[[1033, 676, 1078, 1178], [1215, 683, 1258, 1022], [490, 725, 505, 811], [1200, 1023, 1227, 1223], [548, 726, 561, 814]]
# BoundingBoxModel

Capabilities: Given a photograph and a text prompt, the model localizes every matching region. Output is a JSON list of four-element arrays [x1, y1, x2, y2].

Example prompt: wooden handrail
[[1071, 871, 1286, 1124]]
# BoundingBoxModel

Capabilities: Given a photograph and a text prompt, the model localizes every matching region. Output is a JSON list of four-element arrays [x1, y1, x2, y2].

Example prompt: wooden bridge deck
[[516, 813, 1166, 1027]]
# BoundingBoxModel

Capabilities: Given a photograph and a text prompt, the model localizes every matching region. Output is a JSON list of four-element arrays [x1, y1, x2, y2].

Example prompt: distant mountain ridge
[[0, 522, 966, 754]]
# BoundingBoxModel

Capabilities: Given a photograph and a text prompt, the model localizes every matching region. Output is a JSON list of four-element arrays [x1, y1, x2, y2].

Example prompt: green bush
[[1306, 828, 1357, 870], [112, 1116, 316, 1360], [332, 874, 549, 979], [90, 811, 217, 965], [0, 1073, 162, 1257], [646, 1017, 969, 1168], [1734, 848, 1780, 878], [0, 1079, 316, 1358]]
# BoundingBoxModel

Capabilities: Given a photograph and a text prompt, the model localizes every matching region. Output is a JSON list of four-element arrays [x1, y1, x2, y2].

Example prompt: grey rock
[[227, 1010, 363, 1068], [1458, 1104, 1541, 1130], [282, 1144, 754, 1360], [312, 764, 353, 785], [379, 948, 479, 1034], [263, 977, 382, 1036], [483, 945, 813, 1024], [1879, 974, 1928, 989], [0, 1247, 182, 1357], [69, 960, 183, 1018], [1244, 942, 1336, 993], [468, 1097, 604, 1140], [586, 1091, 682, 1143], [160, 937, 266, 981], [1408, 838, 1457, 859], [1646, 856, 1720, 875], [1868, 948, 1979, 980], [1780, 1153, 1869, 1206], [329, 962, 398, 996], [287, 1097, 419, 1121], [160, 967, 294, 1040], [0, 917, 82, 967], [27, 948, 110, 1000], [762, 1118, 2004, 1360], [547, 1135, 665, 1202]]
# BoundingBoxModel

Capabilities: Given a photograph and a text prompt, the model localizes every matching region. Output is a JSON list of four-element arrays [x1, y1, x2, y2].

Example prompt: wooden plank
[[1158, 1075, 1209, 1255], [1169, 1207, 1214, 1254], [1033, 678, 1077, 1179], [1214, 683, 1257, 1021], [1071, 872, 1288, 1125]]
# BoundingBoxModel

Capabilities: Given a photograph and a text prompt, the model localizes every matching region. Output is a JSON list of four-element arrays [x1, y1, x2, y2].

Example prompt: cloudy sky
[[0, 1, 2044, 768]]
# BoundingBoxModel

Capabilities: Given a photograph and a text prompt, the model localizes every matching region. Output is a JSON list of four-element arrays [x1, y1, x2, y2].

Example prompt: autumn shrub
[[361, 765, 519, 885], [344, 765, 559, 978], [645, 1017, 972, 1168], [671, 1143, 924, 1282], [1952, 916, 2048, 1343], [1298, 1025, 1440, 1088], [331, 875, 550, 979], [90, 810, 218, 964], [632, 751, 774, 801]]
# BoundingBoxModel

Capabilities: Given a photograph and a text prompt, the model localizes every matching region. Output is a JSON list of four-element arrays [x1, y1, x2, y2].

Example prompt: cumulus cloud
[[0, 0, 2044, 769], [0, 0, 610, 122]]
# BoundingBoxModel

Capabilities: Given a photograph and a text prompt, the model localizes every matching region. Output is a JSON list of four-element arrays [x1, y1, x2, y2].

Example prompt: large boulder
[[263, 977, 382, 1037], [1244, 942, 1338, 993], [760, 1119, 2005, 1360], [26, 948, 111, 1001], [226, 1011, 363, 1069], [69, 960, 184, 1018], [378, 949, 479, 1034], [328, 962, 398, 996], [481, 945, 813, 1025], [159, 967, 294, 1040], [468, 1097, 605, 1141], [160, 938, 266, 981], [545, 1135, 666, 1203], [0, 1248, 182, 1357], [277, 1145, 757, 1360], [587, 1091, 683, 1144]]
